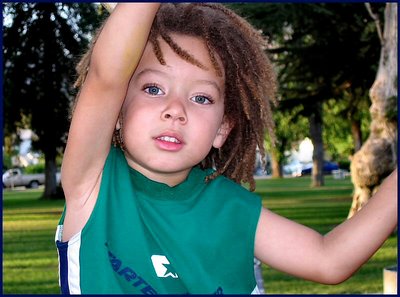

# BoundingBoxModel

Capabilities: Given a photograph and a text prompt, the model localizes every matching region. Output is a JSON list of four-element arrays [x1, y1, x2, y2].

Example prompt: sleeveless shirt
[[55, 146, 262, 294]]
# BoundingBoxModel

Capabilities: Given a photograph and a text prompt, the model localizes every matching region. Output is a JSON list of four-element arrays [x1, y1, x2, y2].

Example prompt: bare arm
[[255, 169, 397, 284], [61, 3, 160, 204], [59, 4, 160, 241]]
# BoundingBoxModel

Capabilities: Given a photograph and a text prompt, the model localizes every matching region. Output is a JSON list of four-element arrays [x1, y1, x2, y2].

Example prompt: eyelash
[[191, 94, 214, 105], [142, 83, 214, 104], [143, 83, 163, 96]]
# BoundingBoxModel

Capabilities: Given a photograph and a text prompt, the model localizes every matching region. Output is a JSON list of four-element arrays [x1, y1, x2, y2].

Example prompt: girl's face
[[120, 34, 231, 186]]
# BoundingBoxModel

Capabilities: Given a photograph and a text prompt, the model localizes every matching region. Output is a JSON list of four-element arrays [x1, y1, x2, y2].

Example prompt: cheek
[[193, 116, 224, 145], [123, 93, 154, 118], [121, 104, 153, 135]]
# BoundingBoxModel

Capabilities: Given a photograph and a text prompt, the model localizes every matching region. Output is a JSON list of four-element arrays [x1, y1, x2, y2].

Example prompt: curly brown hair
[[73, 3, 277, 191]]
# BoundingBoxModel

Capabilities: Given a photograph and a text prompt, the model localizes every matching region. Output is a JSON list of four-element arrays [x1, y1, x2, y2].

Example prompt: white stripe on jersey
[[67, 231, 82, 294]]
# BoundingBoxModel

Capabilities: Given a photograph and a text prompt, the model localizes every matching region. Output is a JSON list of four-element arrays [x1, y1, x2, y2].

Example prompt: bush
[[24, 163, 45, 174]]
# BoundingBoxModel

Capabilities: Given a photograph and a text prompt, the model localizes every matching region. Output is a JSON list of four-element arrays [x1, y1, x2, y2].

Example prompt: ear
[[115, 120, 121, 130], [212, 118, 233, 149], [115, 112, 123, 130]]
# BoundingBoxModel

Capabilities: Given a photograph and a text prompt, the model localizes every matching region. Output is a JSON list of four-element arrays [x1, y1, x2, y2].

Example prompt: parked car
[[2, 168, 61, 188], [301, 161, 339, 175]]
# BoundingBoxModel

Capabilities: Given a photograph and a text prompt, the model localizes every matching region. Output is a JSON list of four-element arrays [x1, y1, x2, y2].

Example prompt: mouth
[[154, 133, 185, 151], [156, 136, 182, 144]]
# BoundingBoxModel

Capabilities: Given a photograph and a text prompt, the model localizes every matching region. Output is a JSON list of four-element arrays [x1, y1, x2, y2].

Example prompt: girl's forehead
[[142, 34, 225, 79]]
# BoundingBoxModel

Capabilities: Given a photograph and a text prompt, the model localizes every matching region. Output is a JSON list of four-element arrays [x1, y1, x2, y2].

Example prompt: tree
[[322, 96, 371, 166], [228, 3, 381, 186], [348, 3, 397, 218], [3, 3, 105, 198], [266, 106, 308, 178]]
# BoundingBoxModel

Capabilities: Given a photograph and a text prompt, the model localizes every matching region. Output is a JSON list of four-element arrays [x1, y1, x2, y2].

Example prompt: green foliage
[[323, 96, 371, 160], [24, 163, 46, 174], [4, 3, 92, 148], [3, 3, 106, 149], [228, 3, 382, 166], [265, 105, 308, 164], [3, 153, 13, 171]]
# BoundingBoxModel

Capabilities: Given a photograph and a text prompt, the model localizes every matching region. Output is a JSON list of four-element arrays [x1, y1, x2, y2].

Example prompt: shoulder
[[209, 172, 259, 196], [205, 171, 262, 208], [203, 172, 262, 251]]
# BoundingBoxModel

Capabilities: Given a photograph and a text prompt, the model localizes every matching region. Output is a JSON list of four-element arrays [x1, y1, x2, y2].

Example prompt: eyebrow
[[194, 79, 222, 95], [135, 68, 169, 79]]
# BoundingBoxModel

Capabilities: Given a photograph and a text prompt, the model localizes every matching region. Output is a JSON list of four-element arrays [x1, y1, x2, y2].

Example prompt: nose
[[161, 99, 187, 124]]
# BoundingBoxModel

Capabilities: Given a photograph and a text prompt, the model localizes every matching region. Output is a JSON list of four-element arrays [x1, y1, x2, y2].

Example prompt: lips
[[154, 132, 185, 151], [157, 136, 181, 144]]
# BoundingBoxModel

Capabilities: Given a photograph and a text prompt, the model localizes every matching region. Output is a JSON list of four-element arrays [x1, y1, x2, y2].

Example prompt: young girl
[[55, 3, 397, 294]]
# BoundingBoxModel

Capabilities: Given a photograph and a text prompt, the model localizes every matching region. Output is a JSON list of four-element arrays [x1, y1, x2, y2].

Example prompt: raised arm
[[59, 4, 160, 241], [61, 3, 160, 203], [255, 168, 397, 284]]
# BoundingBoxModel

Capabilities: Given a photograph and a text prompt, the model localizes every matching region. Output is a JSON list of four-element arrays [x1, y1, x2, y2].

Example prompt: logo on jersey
[[151, 255, 179, 278]]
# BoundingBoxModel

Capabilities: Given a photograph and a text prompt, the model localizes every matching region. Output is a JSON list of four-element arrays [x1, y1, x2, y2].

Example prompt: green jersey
[[55, 147, 262, 294]]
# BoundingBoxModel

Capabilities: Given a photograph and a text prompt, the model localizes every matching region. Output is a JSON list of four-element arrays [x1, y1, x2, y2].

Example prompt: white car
[[3, 168, 61, 188]]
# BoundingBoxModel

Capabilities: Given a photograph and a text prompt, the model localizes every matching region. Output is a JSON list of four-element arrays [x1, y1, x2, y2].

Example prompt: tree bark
[[351, 119, 363, 153], [270, 149, 283, 178], [43, 149, 60, 199], [348, 3, 397, 218], [309, 103, 324, 187]]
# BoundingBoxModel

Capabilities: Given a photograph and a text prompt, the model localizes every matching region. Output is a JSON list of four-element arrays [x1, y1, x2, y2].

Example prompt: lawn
[[2, 175, 397, 294], [3, 189, 65, 294]]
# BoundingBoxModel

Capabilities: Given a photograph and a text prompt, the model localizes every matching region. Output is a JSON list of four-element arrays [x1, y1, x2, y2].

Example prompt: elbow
[[315, 262, 357, 285], [318, 274, 352, 286]]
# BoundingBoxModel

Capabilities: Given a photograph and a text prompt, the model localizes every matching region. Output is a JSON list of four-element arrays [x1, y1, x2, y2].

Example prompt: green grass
[[3, 189, 65, 294], [2, 176, 397, 294]]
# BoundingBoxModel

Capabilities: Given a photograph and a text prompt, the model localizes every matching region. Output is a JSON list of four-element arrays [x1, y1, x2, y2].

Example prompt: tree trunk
[[351, 119, 363, 153], [43, 150, 59, 199], [309, 104, 324, 187], [270, 149, 282, 178], [348, 3, 397, 218]]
